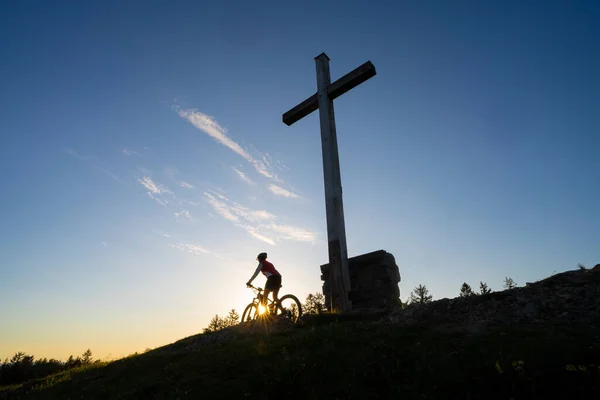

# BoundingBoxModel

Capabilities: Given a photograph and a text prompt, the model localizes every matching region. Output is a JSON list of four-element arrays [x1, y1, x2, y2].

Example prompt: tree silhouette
[[503, 277, 517, 290], [225, 309, 239, 326], [81, 349, 93, 365], [479, 281, 492, 295], [203, 315, 225, 333], [203, 309, 241, 333], [408, 284, 432, 304], [304, 293, 326, 314], [459, 282, 474, 297]]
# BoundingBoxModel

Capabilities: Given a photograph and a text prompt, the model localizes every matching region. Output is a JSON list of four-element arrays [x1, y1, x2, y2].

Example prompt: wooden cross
[[282, 53, 376, 312]]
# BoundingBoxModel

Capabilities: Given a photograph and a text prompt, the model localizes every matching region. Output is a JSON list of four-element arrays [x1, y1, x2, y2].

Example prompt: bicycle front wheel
[[241, 303, 259, 322], [276, 294, 302, 323]]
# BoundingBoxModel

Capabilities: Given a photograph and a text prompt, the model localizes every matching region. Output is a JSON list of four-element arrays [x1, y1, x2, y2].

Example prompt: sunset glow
[[1, 1, 599, 363]]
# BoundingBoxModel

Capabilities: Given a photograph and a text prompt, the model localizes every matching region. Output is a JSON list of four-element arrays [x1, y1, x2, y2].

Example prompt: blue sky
[[1, 0, 599, 360]]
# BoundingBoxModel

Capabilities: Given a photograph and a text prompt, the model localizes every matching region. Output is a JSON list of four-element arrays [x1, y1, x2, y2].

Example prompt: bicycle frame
[[247, 284, 276, 310], [243, 284, 303, 323]]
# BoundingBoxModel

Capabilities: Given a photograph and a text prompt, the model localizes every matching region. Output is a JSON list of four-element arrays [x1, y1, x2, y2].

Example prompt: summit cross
[[282, 53, 377, 312]]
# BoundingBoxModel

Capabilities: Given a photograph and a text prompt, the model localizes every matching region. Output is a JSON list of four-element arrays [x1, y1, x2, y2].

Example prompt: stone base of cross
[[282, 53, 377, 312]]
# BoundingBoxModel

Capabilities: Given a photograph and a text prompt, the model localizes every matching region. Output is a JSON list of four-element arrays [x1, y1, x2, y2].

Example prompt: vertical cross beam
[[282, 53, 376, 313], [314, 54, 351, 312]]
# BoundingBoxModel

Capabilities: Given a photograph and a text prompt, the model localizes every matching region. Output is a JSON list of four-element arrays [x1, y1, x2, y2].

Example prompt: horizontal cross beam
[[282, 60, 376, 126]]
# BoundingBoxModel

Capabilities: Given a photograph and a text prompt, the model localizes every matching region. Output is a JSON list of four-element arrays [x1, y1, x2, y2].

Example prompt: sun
[[258, 304, 267, 315]]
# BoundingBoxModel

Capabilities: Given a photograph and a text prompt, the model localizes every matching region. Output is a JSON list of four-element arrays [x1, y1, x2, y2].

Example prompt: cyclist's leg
[[263, 280, 272, 307], [272, 276, 281, 303]]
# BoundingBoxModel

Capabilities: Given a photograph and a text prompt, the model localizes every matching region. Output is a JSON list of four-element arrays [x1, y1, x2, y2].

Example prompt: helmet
[[257, 252, 267, 260]]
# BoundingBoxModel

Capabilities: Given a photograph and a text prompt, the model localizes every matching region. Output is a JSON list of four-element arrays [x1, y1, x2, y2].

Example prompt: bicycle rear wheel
[[241, 303, 259, 322], [275, 294, 302, 323]]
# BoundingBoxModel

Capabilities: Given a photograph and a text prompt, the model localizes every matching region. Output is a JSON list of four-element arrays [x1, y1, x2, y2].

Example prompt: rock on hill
[[387, 264, 600, 332]]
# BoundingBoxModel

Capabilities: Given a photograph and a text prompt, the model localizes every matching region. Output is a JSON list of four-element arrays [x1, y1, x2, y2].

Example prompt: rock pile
[[386, 264, 600, 332], [320, 249, 401, 310]]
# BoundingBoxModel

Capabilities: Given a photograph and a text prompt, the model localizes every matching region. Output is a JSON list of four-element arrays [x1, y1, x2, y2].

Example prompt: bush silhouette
[[459, 282, 474, 297], [408, 284, 433, 304], [0, 349, 95, 386], [304, 292, 326, 315]]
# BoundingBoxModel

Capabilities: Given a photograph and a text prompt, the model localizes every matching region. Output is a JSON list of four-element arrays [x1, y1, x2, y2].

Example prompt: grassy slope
[[2, 315, 600, 400]]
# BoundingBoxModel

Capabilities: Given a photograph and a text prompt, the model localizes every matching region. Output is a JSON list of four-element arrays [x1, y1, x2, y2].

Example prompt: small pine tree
[[577, 263, 586, 270], [459, 282, 474, 297], [65, 355, 82, 369], [225, 309, 239, 327], [479, 281, 492, 295], [408, 284, 433, 304], [81, 349, 92, 365], [304, 293, 326, 314], [203, 314, 226, 333], [503, 277, 517, 290]]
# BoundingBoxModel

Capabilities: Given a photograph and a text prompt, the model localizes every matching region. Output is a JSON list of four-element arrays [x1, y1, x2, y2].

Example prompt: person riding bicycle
[[246, 252, 282, 310]]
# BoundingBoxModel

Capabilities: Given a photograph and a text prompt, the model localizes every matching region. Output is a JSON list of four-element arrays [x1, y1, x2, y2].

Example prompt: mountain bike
[[241, 284, 303, 323]]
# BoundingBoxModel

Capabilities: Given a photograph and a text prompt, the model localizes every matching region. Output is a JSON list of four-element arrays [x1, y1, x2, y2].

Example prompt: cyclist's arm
[[246, 263, 262, 285]]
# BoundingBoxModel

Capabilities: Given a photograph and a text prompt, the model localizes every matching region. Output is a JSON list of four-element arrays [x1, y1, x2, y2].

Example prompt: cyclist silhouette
[[246, 252, 282, 308]]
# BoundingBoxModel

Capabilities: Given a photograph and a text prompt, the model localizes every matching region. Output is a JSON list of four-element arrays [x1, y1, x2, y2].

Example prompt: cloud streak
[[238, 225, 277, 246], [176, 107, 253, 160], [232, 167, 254, 185], [268, 184, 299, 198], [169, 243, 225, 259], [204, 192, 239, 222], [174, 107, 282, 182], [175, 209, 192, 220], [138, 176, 165, 194], [152, 229, 171, 238], [203, 189, 314, 245], [180, 181, 194, 189], [268, 224, 316, 242], [147, 192, 168, 206], [138, 176, 173, 206]]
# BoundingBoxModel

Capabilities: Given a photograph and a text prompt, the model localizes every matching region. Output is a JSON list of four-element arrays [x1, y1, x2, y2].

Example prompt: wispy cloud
[[252, 210, 276, 220], [252, 159, 277, 180], [180, 181, 194, 189], [232, 167, 254, 185], [102, 241, 108, 247], [138, 176, 166, 194], [262, 154, 273, 171], [138, 176, 172, 206], [122, 148, 139, 156], [268, 224, 316, 242], [175, 209, 192, 220], [174, 107, 281, 182], [169, 243, 225, 259], [268, 184, 299, 198], [65, 148, 124, 184], [213, 192, 229, 202], [147, 192, 168, 206], [176, 107, 253, 161], [276, 160, 290, 172], [238, 225, 277, 246], [204, 192, 239, 222], [152, 229, 171, 238], [203, 189, 314, 245]]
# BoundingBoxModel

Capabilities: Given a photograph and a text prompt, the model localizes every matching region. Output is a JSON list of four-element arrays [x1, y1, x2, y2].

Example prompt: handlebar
[[247, 284, 262, 292]]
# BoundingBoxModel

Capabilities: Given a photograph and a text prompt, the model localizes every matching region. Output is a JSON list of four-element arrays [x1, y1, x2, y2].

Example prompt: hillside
[[2, 266, 600, 399]]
